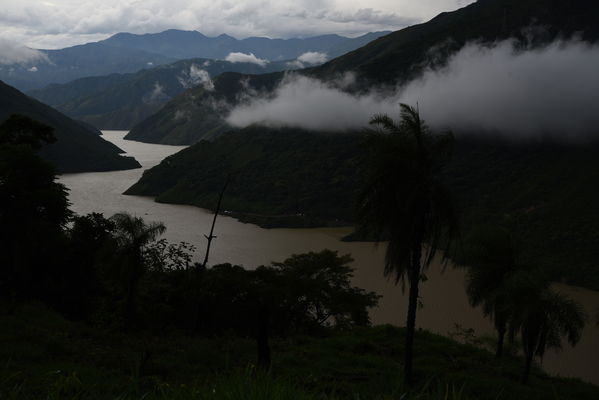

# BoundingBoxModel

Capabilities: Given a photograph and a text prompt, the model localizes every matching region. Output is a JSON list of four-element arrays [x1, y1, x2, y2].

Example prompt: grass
[[1, 303, 598, 399]]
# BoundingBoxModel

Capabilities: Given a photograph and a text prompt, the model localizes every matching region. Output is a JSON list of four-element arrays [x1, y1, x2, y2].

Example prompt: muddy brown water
[[59, 131, 599, 385]]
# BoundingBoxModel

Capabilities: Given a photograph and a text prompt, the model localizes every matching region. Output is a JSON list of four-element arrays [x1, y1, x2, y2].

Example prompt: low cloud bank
[[0, 39, 49, 65], [227, 40, 599, 140], [225, 52, 269, 66], [287, 51, 329, 69]]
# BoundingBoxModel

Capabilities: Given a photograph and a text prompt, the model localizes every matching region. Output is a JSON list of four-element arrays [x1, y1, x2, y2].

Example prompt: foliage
[[357, 104, 456, 383], [144, 239, 196, 271], [0, 115, 71, 307]]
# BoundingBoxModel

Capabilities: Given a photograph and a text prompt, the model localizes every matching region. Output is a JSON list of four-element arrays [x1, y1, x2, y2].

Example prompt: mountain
[[0, 80, 140, 173], [100, 29, 391, 61], [28, 58, 303, 130], [124, 71, 282, 143], [1, 30, 389, 92], [0, 43, 173, 91], [125, 0, 599, 145], [126, 126, 599, 291]]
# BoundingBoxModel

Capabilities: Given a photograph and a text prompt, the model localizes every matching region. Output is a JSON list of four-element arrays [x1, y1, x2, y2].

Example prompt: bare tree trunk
[[404, 243, 422, 385], [202, 175, 230, 269], [522, 349, 534, 384]]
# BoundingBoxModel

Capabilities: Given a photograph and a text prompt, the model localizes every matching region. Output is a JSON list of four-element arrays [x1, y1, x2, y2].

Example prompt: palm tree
[[517, 286, 586, 384], [111, 212, 166, 329], [357, 104, 457, 384], [463, 226, 523, 358]]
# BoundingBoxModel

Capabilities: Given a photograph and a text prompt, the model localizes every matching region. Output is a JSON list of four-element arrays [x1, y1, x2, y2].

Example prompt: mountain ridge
[[0, 80, 140, 173]]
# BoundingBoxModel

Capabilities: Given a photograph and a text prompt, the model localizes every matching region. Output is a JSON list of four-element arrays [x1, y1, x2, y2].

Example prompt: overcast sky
[[1, 0, 474, 49]]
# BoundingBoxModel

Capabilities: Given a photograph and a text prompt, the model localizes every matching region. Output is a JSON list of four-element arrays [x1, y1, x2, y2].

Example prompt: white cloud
[[144, 82, 168, 102], [227, 73, 392, 131], [225, 52, 269, 66], [287, 51, 329, 68], [178, 64, 214, 90], [0, 1, 473, 49], [0, 39, 49, 65], [27, 66, 38, 72], [298, 51, 328, 64], [227, 40, 599, 140]]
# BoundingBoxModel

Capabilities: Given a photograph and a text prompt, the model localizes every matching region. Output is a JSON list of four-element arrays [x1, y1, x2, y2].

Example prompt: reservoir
[[59, 131, 599, 385]]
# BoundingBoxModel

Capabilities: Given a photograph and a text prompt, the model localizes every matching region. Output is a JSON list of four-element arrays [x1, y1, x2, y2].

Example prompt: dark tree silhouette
[[0, 115, 70, 307], [463, 226, 525, 358], [517, 286, 586, 384], [357, 104, 457, 384], [110, 212, 166, 329]]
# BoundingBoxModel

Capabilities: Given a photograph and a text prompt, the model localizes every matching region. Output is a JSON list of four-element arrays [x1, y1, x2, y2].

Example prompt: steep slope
[[124, 72, 283, 144], [312, 0, 599, 85], [0, 81, 140, 173], [29, 58, 302, 130], [126, 127, 599, 290], [127, 0, 599, 145]]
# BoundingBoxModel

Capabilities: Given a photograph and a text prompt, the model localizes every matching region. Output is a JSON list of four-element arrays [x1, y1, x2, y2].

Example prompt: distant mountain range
[[101, 30, 391, 61], [28, 58, 301, 130], [0, 30, 390, 91], [0, 80, 140, 173]]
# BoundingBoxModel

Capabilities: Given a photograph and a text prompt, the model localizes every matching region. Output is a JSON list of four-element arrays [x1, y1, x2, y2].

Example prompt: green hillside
[[0, 81, 140, 173], [126, 127, 599, 290], [125, 0, 599, 145]]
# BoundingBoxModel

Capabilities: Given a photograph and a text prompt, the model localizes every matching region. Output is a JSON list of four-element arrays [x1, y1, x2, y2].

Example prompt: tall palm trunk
[[522, 348, 534, 384], [496, 325, 506, 359], [404, 242, 422, 385]]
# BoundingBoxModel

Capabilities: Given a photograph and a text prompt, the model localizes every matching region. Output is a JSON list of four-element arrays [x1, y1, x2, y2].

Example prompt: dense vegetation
[[0, 83, 140, 172], [125, 0, 599, 145], [126, 127, 599, 291], [2, 110, 597, 399]]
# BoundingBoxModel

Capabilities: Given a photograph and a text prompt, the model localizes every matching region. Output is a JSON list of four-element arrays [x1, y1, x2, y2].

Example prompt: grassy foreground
[[1, 304, 598, 400]]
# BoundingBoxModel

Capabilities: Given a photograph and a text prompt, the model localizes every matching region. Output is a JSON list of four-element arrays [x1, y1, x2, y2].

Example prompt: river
[[59, 131, 599, 385]]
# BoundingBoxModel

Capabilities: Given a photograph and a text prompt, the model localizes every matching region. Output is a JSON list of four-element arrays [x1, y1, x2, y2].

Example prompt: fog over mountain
[[227, 39, 599, 140]]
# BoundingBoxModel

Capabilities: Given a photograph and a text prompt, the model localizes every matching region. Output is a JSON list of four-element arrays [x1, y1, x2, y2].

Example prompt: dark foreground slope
[[126, 128, 599, 289], [2, 304, 598, 399], [126, 0, 599, 145], [0, 81, 139, 173]]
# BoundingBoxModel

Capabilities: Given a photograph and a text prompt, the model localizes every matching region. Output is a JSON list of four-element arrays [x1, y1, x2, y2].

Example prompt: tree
[[357, 104, 457, 384], [463, 226, 525, 358], [110, 212, 166, 329], [517, 286, 586, 384], [0, 115, 71, 307], [191, 250, 379, 370]]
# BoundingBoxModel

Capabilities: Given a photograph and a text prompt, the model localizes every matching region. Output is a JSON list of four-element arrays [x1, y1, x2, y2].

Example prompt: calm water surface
[[59, 131, 599, 384]]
